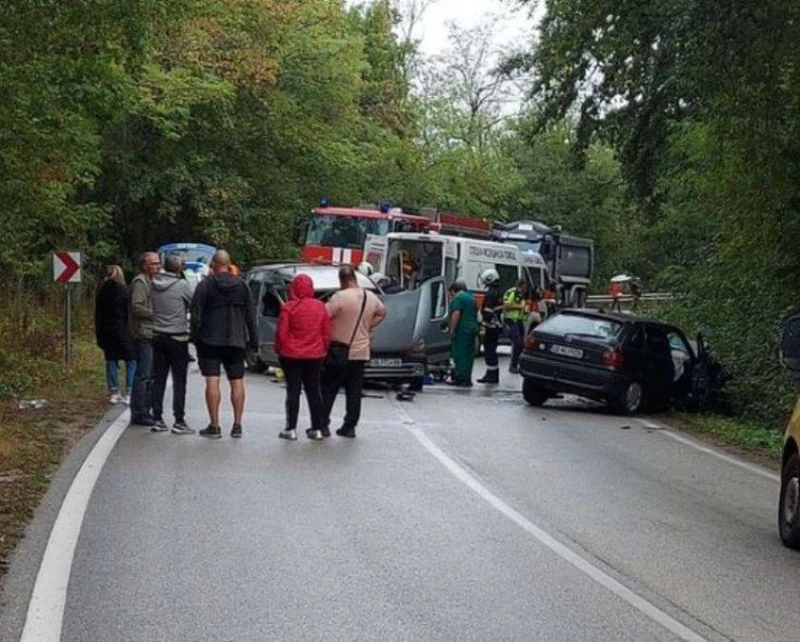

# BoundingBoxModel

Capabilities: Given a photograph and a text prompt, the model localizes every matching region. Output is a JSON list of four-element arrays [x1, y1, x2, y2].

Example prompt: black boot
[[477, 370, 499, 384]]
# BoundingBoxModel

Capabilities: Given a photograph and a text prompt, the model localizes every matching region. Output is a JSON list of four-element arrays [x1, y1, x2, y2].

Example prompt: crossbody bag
[[325, 291, 367, 370]]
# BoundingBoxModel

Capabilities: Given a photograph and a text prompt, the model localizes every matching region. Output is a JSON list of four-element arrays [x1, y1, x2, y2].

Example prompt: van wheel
[[611, 381, 644, 415], [523, 378, 549, 407], [779, 452, 800, 548]]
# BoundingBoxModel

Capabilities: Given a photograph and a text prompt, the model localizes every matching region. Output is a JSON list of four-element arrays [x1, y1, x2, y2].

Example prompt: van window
[[431, 281, 447, 319], [525, 267, 543, 296], [444, 257, 457, 285], [385, 239, 443, 291], [497, 264, 518, 294]]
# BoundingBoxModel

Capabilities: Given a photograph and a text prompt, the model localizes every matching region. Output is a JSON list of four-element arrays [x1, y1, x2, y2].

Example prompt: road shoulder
[[0, 403, 127, 642]]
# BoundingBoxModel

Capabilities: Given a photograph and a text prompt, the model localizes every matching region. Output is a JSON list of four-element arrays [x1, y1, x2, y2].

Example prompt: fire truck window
[[306, 215, 390, 250]]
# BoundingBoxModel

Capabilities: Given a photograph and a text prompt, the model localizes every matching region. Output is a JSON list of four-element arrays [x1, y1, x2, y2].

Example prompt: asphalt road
[[13, 356, 800, 640]]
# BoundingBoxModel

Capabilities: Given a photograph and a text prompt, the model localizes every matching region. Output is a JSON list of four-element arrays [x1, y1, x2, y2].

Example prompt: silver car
[[245, 264, 450, 382]]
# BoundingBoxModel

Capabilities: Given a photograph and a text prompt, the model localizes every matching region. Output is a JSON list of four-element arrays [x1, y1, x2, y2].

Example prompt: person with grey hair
[[150, 254, 195, 434], [128, 251, 161, 426]]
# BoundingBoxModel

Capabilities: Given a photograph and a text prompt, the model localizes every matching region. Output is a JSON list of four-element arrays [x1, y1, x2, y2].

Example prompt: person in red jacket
[[275, 274, 331, 441]]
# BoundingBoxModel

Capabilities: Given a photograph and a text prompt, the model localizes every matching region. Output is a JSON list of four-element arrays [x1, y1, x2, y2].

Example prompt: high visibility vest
[[504, 288, 526, 322]]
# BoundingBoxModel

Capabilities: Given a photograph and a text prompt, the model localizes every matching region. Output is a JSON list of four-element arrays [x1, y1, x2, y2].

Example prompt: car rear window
[[536, 313, 623, 344]]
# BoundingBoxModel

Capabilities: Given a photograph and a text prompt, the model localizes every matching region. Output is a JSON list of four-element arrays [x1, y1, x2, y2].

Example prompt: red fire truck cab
[[300, 204, 431, 265], [299, 203, 493, 265]]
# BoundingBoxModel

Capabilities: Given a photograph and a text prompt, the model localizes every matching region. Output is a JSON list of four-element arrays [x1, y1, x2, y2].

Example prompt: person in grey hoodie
[[129, 251, 160, 426], [150, 254, 195, 434]]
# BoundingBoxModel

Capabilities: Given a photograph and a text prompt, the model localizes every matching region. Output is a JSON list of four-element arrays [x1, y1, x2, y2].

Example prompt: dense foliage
[[2, 0, 797, 424], [513, 0, 800, 423]]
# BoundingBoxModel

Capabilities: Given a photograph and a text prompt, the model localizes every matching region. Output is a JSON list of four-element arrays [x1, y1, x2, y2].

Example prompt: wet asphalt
[[30, 356, 800, 640]]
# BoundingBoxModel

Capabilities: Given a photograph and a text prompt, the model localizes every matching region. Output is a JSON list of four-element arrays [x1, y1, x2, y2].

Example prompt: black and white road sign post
[[53, 252, 82, 368]]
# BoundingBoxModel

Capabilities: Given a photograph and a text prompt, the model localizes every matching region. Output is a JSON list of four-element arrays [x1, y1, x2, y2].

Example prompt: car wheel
[[522, 378, 549, 407], [779, 451, 800, 549], [612, 381, 644, 415]]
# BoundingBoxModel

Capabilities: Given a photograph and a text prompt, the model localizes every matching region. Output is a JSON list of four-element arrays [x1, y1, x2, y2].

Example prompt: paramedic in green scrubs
[[447, 280, 479, 387]]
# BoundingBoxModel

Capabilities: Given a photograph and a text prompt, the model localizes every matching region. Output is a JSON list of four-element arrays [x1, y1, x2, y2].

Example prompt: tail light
[[524, 334, 538, 351], [601, 349, 624, 370]]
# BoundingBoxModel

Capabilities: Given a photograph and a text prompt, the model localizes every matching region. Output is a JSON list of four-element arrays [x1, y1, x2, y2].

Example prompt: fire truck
[[298, 203, 493, 265]]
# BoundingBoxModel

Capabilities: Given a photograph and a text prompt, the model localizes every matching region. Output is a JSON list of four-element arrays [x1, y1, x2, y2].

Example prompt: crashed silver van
[[244, 263, 443, 382]]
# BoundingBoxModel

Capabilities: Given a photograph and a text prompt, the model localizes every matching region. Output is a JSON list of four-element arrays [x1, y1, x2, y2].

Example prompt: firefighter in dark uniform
[[477, 269, 504, 385]]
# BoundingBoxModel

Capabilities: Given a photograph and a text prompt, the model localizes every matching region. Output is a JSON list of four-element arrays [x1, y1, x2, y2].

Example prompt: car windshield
[[159, 246, 215, 268], [537, 314, 623, 344], [305, 214, 390, 250], [506, 240, 542, 254]]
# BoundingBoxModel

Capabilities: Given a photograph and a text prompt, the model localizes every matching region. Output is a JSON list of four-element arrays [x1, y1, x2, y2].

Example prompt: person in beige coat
[[320, 265, 386, 439]]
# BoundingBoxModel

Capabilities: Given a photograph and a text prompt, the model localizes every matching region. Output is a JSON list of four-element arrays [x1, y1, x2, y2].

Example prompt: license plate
[[551, 345, 583, 359], [370, 358, 402, 368]]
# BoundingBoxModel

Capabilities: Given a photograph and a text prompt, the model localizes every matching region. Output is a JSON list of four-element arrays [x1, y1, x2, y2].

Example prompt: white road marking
[[21, 409, 131, 642], [649, 425, 781, 483], [393, 400, 707, 642]]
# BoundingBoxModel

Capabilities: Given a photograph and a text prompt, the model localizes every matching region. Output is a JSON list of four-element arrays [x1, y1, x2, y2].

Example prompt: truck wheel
[[611, 381, 644, 415], [522, 378, 549, 407], [779, 452, 800, 549]]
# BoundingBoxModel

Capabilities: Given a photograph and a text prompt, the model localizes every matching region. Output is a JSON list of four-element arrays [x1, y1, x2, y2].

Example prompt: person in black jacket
[[190, 250, 258, 439], [477, 269, 504, 385], [95, 265, 137, 404]]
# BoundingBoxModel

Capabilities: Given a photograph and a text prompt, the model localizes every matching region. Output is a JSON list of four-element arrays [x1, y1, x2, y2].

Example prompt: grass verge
[[661, 412, 783, 469], [0, 339, 108, 581]]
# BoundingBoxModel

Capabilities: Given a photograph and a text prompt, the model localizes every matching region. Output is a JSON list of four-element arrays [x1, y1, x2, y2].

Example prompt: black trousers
[[483, 328, 501, 370], [280, 357, 324, 431], [322, 360, 366, 431], [506, 320, 525, 369], [152, 335, 189, 422]]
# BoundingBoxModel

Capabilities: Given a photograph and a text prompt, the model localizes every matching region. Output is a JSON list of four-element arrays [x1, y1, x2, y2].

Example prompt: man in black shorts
[[190, 250, 258, 439]]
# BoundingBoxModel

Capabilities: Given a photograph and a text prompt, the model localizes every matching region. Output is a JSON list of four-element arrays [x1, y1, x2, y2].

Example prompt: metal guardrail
[[585, 293, 680, 305]]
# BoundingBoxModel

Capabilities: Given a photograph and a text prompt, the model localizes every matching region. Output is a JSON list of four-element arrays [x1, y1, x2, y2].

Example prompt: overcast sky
[[416, 0, 540, 56]]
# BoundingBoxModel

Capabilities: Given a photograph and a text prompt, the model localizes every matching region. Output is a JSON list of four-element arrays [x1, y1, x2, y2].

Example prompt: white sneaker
[[109, 393, 123, 404], [121, 394, 131, 405]]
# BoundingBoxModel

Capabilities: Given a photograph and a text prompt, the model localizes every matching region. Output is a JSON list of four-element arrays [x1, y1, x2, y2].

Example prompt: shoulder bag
[[326, 291, 367, 370]]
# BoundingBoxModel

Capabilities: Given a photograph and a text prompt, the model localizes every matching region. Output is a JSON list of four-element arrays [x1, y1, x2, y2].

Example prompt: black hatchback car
[[519, 310, 713, 414]]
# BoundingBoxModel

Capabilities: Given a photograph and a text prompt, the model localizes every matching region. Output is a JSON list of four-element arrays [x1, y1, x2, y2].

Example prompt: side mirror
[[780, 313, 800, 371]]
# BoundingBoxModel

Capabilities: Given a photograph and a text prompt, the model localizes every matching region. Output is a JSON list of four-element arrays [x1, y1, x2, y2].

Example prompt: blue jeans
[[105, 360, 137, 393], [130, 339, 154, 420]]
